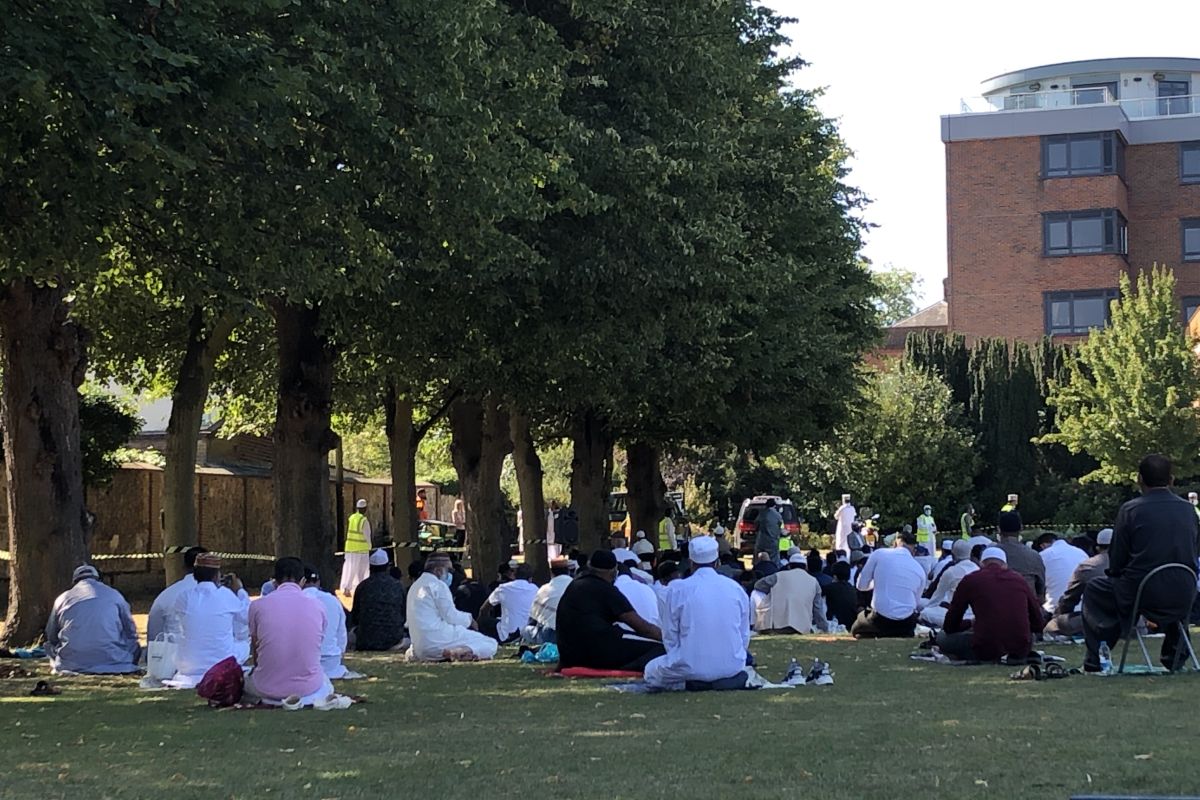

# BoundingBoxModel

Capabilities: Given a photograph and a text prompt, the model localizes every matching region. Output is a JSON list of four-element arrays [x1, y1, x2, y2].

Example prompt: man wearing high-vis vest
[[959, 504, 975, 540], [915, 505, 937, 554], [339, 499, 373, 596], [658, 512, 678, 552]]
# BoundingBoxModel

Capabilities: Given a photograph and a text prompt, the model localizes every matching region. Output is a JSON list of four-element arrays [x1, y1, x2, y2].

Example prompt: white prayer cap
[[941, 539, 953, 551], [356, 498, 367, 508], [635, 530, 646, 539], [72, 564, 99, 582], [924, 505, 932, 513], [1097, 528, 1114, 546], [788, 553, 806, 565], [951, 540, 972, 561], [689, 535, 719, 564], [639, 561, 652, 571], [841, 494, 851, 503], [368, 549, 389, 566], [981, 547, 1007, 564]]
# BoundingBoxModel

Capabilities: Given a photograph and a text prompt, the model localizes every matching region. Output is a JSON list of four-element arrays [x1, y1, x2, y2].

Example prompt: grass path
[[1, 636, 1196, 799]]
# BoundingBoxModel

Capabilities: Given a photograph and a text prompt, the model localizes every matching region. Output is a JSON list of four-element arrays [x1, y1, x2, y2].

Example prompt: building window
[[1159, 80, 1191, 116], [1185, 219, 1200, 262], [1182, 142, 1200, 183], [1043, 210, 1128, 256], [1183, 296, 1200, 325], [1043, 132, 1123, 178], [1045, 290, 1118, 335], [1074, 81, 1118, 105]]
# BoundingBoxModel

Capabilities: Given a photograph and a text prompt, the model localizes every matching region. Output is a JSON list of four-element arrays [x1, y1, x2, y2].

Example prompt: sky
[[772, 0, 1198, 307]]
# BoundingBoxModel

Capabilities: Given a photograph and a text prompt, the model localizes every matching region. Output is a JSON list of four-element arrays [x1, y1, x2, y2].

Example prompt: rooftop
[[981, 57, 1200, 95]]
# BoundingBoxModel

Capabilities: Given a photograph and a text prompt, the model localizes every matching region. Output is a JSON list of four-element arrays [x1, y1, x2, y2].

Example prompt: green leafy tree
[[1041, 267, 1200, 484], [872, 264, 923, 326]]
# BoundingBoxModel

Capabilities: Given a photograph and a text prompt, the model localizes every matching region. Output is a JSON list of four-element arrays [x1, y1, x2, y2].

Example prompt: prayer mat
[[552, 667, 643, 679]]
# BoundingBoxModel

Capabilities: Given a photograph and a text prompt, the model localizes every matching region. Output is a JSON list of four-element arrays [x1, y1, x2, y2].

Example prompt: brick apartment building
[[940, 57, 1200, 341]]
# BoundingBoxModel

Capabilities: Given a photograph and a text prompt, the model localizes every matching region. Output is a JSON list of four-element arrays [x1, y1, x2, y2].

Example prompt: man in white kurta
[[918, 539, 979, 628], [615, 568, 660, 627], [524, 559, 573, 643], [339, 499, 372, 596], [644, 537, 750, 691], [302, 567, 353, 679], [169, 554, 250, 687], [147, 547, 205, 643], [406, 553, 498, 662], [834, 494, 856, 555], [45, 565, 141, 675]]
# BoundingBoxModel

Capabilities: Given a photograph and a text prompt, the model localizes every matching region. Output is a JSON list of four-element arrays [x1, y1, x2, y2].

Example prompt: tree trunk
[[0, 279, 88, 647], [384, 384, 418, 570], [510, 409, 548, 581], [271, 301, 338, 580], [449, 396, 511, 580], [626, 441, 667, 548], [162, 307, 238, 584], [569, 408, 612, 553]]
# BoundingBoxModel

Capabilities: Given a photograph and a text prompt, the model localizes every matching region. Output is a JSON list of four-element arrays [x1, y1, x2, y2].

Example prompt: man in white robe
[[146, 546, 206, 643], [302, 565, 355, 679], [169, 553, 250, 687], [615, 565, 660, 627], [834, 494, 856, 555], [339, 498, 372, 596], [644, 537, 750, 691], [751, 553, 829, 634], [405, 552, 498, 662], [45, 565, 140, 675], [523, 558, 573, 644], [481, 564, 539, 643]]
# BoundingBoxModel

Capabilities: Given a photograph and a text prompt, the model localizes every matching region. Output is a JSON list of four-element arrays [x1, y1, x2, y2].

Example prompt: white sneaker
[[314, 693, 352, 711]]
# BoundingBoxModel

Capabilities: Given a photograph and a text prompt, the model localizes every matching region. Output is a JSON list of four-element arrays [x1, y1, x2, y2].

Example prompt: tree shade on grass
[[1, 637, 1196, 799]]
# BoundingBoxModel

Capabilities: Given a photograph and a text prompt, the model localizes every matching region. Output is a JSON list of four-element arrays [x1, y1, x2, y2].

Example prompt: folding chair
[[1117, 563, 1200, 674]]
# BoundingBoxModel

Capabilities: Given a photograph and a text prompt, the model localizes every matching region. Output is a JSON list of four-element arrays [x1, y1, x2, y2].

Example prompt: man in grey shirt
[[754, 499, 784, 563], [995, 512, 1046, 601]]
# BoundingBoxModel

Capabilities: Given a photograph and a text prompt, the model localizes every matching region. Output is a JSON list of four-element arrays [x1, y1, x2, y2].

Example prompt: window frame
[[1158, 80, 1191, 116], [1183, 219, 1200, 263], [1043, 289, 1119, 336], [1042, 209, 1128, 257], [1182, 142, 1200, 184], [1042, 132, 1123, 179], [1181, 296, 1200, 326]]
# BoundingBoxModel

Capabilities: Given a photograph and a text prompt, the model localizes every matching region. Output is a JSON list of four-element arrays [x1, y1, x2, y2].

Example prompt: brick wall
[[947, 134, 1200, 340]]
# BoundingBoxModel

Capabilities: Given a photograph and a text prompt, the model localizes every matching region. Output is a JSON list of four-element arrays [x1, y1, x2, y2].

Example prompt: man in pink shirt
[[245, 557, 348, 709]]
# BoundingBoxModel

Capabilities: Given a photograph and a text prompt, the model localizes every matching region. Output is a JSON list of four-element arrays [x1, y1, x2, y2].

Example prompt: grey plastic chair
[[1117, 563, 1200, 674]]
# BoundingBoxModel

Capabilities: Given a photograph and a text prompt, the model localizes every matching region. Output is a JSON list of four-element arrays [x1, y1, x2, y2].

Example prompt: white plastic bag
[[146, 633, 178, 681]]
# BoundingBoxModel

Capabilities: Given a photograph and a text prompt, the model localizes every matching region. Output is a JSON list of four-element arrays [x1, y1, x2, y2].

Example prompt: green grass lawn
[[1, 636, 1197, 800]]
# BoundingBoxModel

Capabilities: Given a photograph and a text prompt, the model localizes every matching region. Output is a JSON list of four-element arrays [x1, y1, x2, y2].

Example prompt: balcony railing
[[958, 89, 1200, 120]]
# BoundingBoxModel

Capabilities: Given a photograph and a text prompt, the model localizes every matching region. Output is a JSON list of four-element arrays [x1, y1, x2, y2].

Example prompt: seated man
[[555, 550, 664, 671], [524, 558, 574, 644], [244, 557, 337, 707], [349, 549, 406, 652], [645, 536, 750, 691], [481, 563, 538, 644], [1044, 529, 1112, 639], [851, 530, 926, 639], [752, 553, 828, 634], [1036, 532, 1087, 614], [822, 561, 859, 630], [147, 546, 206, 642], [918, 539, 979, 629], [302, 565, 353, 679], [995, 512, 1046, 600], [172, 553, 250, 687], [609, 534, 638, 566], [631, 530, 655, 559], [45, 564, 140, 675], [937, 547, 1045, 662], [615, 561, 660, 627], [407, 552, 498, 662]]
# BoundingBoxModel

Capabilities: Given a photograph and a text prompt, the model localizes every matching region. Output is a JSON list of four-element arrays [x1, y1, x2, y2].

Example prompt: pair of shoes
[[314, 693, 353, 711], [281, 695, 303, 711], [806, 660, 834, 686]]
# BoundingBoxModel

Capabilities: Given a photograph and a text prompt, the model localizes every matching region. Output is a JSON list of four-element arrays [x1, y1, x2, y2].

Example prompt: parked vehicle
[[734, 495, 801, 554]]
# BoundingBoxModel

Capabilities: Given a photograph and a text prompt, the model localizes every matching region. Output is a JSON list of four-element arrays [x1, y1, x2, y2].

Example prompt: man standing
[[1189, 492, 1200, 524], [147, 546, 206, 642], [1083, 455, 1200, 672], [245, 557, 336, 708], [172, 553, 249, 686], [407, 552, 498, 661], [416, 488, 430, 521], [754, 499, 783, 563], [350, 549, 406, 652], [555, 550, 664, 671], [1001, 494, 1018, 513], [644, 536, 751, 691], [481, 564, 539, 644], [45, 565, 140, 675], [916, 505, 937, 555], [657, 512, 678, 552], [851, 529, 926, 638], [937, 547, 1045, 662], [1044, 528, 1112, 638], [340, 498, 372, 596], [995, 512, 1045, 601], [834, 494, 856, 555], [959, 504, 975, 540], [1036, 533, 1087, 613]]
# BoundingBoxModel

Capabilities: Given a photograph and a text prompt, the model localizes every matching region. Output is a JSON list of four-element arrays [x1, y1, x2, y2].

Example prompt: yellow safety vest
[[1001, 503, 1015, 513], [345, 512, 370, 553], [658, 517, 672, 550], [778, 536, 793, 553], [959, 512, 973, 540], [916, 514, 935, 544]]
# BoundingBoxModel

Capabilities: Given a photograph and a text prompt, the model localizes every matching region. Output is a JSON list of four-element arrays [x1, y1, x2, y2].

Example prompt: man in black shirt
[[350, 549, 406, 651], [556, 550, 664, 670], [822, 561, 858, 629]]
